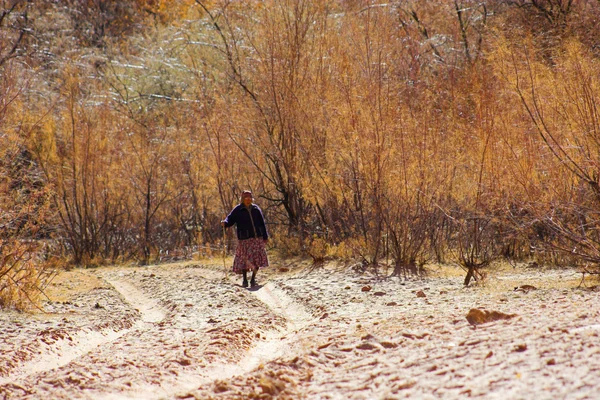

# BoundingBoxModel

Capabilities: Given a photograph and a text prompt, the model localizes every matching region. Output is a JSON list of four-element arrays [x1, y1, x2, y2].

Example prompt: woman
[[221, 190, 269, 287]]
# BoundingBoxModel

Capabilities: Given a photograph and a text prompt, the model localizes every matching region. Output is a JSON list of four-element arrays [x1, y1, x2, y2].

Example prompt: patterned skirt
[[232, 238, 269, 274]]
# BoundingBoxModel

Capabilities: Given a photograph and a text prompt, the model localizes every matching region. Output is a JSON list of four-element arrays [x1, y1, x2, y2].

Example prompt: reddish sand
[[1, 260, 599, 399]]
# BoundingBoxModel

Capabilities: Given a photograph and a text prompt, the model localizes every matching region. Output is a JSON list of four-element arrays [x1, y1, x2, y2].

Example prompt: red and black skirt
[[232, 238, 269, 274]]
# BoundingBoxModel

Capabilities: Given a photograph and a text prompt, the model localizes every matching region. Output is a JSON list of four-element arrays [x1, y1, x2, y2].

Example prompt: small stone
[[356, 342, 378, 351], [361, 334, 375, 340], [466, 308, 517, 325], [514, 285, 537, 293], [386, 302, 398, 306], [176, 358, 192, 366], [317, 342, 332, 350], [361, 286, 372, 292], [547, 358, 556, 365], [176, 392, 196, 399], [394, 380, 416, 390], [514, 344, 527, 352], [214, 380, 230, 393], [416, 290, 427, 298], [373, 291, 386, 296]]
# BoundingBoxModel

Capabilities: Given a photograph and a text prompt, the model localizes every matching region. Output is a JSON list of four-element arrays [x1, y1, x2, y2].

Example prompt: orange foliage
[[1, 0, 600, 281]]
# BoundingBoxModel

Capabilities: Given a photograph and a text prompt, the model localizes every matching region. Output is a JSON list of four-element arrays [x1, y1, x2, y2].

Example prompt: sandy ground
[[1, 257, 600, 399]]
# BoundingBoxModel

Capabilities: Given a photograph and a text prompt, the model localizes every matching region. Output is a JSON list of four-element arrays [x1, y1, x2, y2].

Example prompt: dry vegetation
[[2, 0, 600, 309]]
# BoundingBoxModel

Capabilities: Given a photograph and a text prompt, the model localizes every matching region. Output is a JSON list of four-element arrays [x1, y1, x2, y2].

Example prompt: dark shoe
[[250, 279, 257, 287], [242, 279, 249, 288]]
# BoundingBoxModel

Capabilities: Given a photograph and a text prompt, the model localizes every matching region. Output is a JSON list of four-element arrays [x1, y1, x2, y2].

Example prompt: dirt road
[[1, 260, 600, 399]]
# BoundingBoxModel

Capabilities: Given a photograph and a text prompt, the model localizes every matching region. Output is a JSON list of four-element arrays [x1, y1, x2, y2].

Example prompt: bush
[[0, 240, 57, 311], [307, 236, 328, 264]]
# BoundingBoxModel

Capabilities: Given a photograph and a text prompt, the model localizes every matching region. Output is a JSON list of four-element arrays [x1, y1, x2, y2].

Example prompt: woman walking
[[221, 190, 269, 287]]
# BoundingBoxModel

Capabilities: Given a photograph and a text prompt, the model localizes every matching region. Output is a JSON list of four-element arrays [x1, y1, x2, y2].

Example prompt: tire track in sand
[[240, 281, 314, 369], [192, 279, 315, 389], [0, 274, 165, 387], [102, 273, 166, 324]]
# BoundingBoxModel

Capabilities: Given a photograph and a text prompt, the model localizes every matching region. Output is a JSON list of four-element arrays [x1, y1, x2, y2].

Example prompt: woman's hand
[[221, 220, 226, 227]]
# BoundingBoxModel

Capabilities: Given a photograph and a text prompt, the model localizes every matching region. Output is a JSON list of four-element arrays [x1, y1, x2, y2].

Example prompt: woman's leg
[[242, 270, 248, 287], [250, 269, 257, 287]]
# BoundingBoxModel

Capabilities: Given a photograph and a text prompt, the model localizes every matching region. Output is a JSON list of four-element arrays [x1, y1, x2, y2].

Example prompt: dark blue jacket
[[223, 204, 269, 241]]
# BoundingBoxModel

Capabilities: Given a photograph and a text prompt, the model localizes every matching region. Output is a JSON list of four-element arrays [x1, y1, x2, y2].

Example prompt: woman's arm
[[221, 206, 238, 227]]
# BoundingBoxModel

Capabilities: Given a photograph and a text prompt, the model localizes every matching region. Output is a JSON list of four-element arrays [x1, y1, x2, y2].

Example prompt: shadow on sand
[[232, 282, 264, 291]]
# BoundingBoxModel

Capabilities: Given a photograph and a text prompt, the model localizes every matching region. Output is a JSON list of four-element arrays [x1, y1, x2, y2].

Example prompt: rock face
[[466, 309, 517, 326]]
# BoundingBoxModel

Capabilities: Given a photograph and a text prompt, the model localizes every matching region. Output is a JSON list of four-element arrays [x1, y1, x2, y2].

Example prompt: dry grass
[[43, 269, 106, 304], [423, 261, 600, 295]]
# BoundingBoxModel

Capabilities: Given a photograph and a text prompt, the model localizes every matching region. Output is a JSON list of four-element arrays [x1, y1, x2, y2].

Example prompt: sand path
[[1, 262, 599, 399]]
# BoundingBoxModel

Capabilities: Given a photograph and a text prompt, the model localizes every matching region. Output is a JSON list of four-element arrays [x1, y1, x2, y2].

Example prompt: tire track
[[102, 274, 166, 324], [0, 327, 129, 387], [239, 281, 314, 369], [190, 279, 315, 389], [2, 266, 313, 398], [0, 275, 163, 389], [0, 273, 166, 390]]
